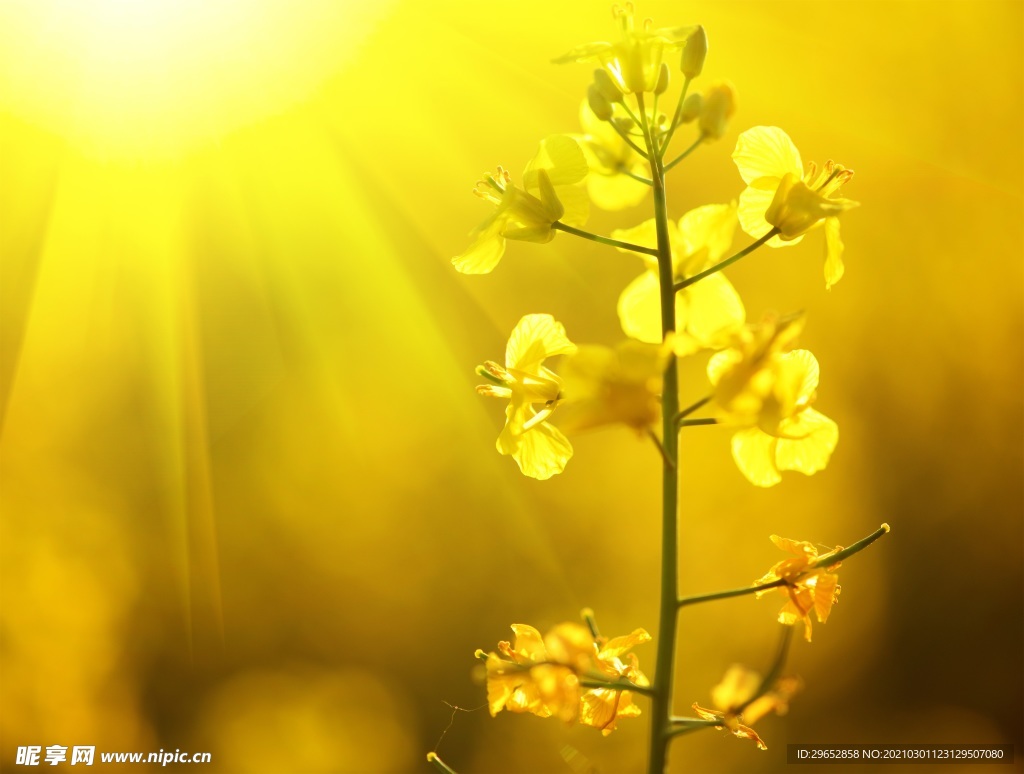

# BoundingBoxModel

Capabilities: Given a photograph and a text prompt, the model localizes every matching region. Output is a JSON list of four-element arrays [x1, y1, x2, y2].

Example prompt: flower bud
[[654, 62, 670, 95], [681, 26, 708, 78], [593, 68, 624, 103], [587, 84, 614, 121], [698, 81, 736, 141], [679, 92, 703, 123]]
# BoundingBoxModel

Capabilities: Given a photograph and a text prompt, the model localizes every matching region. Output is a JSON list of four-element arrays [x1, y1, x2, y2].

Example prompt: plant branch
[[552, 222, 659, 256], [674, 229, 780, 292], [663, 136, 703, 173]]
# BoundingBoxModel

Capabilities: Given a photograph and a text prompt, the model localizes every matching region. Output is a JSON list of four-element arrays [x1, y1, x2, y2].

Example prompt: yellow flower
[[554, 5, 698, 94], [754, 535, 843, 642], [732, 126, 858, 289], [707, 315, 838, 487], [613, 203, 745, 356], [476, 314, 576, 480], [479, 621, 651, 735], [453, 136, 588, 274], [575, 100, 649, 210], [698, 81, 737, 141], [692, 665, 801, 750], [557, 339, 671, 434]]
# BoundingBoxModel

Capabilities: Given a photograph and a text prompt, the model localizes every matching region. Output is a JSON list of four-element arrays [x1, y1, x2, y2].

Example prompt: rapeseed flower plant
[[708, 315, 838, 487], [575, 100, 650, 210], [476, 314, 575, 480], [442, 7, 889, 771], [754, 535, 843, 642], [558, 339, 671, 434], [554, 5, 698, 95], [478, 620, 651, 735], [692, 665, 801, 750], [453, 136, 588, 274], [733, 126, 858, 288]]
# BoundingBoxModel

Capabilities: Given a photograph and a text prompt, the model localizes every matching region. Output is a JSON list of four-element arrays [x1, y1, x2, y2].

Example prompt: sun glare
[[0, 0, 391, 159]]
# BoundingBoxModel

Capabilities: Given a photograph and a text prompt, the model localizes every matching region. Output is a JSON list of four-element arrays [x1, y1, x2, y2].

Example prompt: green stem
[[674, 396, 711, 424], [659, 76, 691, 157], [610, 112, 649, 159], [638, 92, 680, 774], [663, 136, 703, 173], [678, 418, 718, 428], [816, 523, 890, 567], [580, 678, 657, 697], [667, 717, 718, 738], [552, 221, 659, 257], [647, 428, 676, 470], [622, 168, 655, 186], [735, 625, 793, 716], [677, 580, 785, 609], [673, 229, 780, 292]]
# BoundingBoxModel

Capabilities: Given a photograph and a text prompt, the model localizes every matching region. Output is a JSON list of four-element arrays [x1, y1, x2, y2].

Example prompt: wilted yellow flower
[[554, 5, 698, 94], [476, 314, 575, 480], [479, 621, 651, 735], [693, 665, 801, 750], [453, 136, 588, 274], [707, 315, 838, 487], [733, 126, 858, 288], [754, 535, 843, 642], [614, 203, 745, 355], [575, 100, 649, 210], [557, 339, 671, 433]]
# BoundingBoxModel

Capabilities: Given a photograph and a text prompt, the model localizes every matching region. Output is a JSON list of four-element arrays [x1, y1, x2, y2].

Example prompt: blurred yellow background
[[1, 1, 1021, 772]]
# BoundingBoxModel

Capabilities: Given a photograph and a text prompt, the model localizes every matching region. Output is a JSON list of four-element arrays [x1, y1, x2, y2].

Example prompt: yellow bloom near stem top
[[754, 535, 843, 642], [479, 621, 651, 735], [692, 665, 801, 750], [453, 136, 588, 274], [476, 314, 575, 480], [614, 203, 745, 356], [554, 5, 698, 95], [708, 314, 838, 487], [575, 100, 649, 211], [733, 126, 858, 289], [557, 338, 671, 433]]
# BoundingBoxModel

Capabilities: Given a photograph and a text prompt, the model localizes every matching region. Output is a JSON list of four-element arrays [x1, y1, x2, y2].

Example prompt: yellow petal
[[509, 624, 548, 661], [732, 126, 803, 185], [452, 218, 506, 274], [711, 665, 761, 711], [617, 271, 662, 343], [505, 314, 576, 372], [579, 688, 622, 734], [511, 420, 572, 480], [777, 349, 820, 403], [812, 572, 839, 623], [524, 135, 588, 187], [599, 628, 652, 661], [774, 409, 838, 476], [682, 273, 746, 350], [676, 202, 738, 272], [586, 170, 649, 211], [542, 623, 594, 666], [552, 41, 615, 65], [731, 427, 782, 487], [824, 216, 845, 289], [737, 184, 801, 247], [706, 349, 742, 388], [535, 168, 563, 222], [611, 218, 661, 253], [554, 183, 590, 228]]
